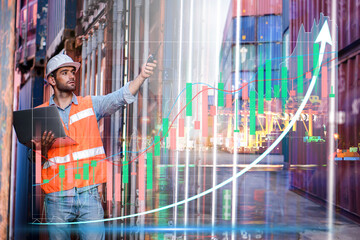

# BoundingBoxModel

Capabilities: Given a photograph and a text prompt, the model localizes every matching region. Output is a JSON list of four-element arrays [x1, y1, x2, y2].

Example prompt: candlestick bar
[[202, 86, 208, 137], [147, 152, 153, 190], [186, 83, 192, 116], [266, 60, 272, 100], [250, 91, 256, 135], [218, 82, 224, 107], [258, 66, 264, 114], [297, 47, 304, 94]]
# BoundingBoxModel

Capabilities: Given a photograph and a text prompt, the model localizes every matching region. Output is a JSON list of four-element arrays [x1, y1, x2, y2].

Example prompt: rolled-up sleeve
[[92, 82, 136, 121]]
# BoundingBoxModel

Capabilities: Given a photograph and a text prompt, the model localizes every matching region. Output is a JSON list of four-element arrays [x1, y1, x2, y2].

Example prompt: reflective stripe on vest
[[72, 146, 105, 160], [43, 154, 71, 169], [69, 108, 94, 125]]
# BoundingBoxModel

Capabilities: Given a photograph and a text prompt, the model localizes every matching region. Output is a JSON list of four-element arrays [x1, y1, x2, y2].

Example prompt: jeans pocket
[[45, 195, 75, 223], [81, 188, 104, 219], [88, 187, 101, 201]]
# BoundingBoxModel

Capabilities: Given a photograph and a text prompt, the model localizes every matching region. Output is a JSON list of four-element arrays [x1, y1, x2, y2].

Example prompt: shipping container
[[232, 0, 257, 17], [222, 0, 233, 58], [289, 0, 360, 52], [14, 80, 35, 239], [47, 0, 77, 56], [19, 0, 38, 37], [232, 44, 256, 71], [289, 0, 360, 218], [18, 34, 36, 62], [232, 16, 256, 43], [221, 50, 232, 86], [257, 42, 282, 70], [255, 69, 281, 91], [338, 53, 360, 149], [257, 0, 282, 16], [257, 15, 282, 42], [337, 0, 360, 50], [282, 0, 290, 33], [221, 21, 233, 65], [269, 69, 281, 88]]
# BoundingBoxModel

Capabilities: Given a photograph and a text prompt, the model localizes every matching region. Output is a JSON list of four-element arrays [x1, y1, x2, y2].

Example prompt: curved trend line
[[31, 45, 324, 225]]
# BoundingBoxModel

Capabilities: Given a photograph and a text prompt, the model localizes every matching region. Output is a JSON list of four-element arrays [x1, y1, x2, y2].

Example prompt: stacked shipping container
[[289, 0, 360, 221], [219, 0, 284, 148], [227, 0, 283, 101]]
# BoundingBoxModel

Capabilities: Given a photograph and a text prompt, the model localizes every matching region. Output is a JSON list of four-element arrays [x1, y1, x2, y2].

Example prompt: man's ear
[[47, 75, 56, 88]]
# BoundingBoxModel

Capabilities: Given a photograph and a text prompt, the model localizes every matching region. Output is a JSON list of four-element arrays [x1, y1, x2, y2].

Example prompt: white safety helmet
[[46, 52, 80, 79]]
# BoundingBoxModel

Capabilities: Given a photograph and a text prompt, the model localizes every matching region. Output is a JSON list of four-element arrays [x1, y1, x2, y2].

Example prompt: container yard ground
[[159, 150, 360, 239], [300, 225, 360, 240]]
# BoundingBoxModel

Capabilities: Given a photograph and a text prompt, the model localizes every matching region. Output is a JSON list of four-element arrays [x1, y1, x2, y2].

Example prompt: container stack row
[[221, 0, 283, 101]]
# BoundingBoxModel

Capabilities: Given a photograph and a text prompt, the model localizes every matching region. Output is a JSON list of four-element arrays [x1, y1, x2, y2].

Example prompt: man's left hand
[[140, 60, 157, 79]]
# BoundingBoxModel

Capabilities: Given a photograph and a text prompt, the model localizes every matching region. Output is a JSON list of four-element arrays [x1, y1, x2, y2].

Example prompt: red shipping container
[[338, 0, 360, 50], [290, 0, 360, 51], [19, 0, 38, 37], [289, 0, 360, 215], [338, 54, 360, 149], [257, 0, 282, 16], [232, 0, 257, 17]]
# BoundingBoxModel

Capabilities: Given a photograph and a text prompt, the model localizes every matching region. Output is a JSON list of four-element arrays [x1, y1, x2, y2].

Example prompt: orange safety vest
[[37, 96, 107, 194]]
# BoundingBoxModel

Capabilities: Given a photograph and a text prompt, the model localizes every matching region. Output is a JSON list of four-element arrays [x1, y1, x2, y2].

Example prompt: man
[[31, 52, 157, 239]]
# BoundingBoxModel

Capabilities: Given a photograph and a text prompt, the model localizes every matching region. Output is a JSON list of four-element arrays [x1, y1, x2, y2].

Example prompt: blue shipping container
[[47, 0, 77, 54], [221, 51, 232, 86], [270, 70, 281, 88], [282, 0, 290, 33], [232, 44, 257, 71], [232, 17, 256, 43], [254, 69, 282, 98], [257, 15, 282, 42], [258, 42, 282, 70]]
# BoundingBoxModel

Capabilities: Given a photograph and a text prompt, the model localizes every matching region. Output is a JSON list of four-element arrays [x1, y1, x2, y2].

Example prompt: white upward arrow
[[315, 20, 333, 46], [314, 21, 333, 76]]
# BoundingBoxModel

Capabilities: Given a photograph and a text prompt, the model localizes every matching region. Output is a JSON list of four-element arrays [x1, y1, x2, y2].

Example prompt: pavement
[[139, 150, 360, 239]]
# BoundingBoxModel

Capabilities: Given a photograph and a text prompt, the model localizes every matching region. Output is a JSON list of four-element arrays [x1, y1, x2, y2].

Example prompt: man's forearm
[[128, 74, 146, 96]]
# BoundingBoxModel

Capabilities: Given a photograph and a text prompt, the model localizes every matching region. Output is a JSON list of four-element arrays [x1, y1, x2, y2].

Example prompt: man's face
[[52, 67, 76, 92]]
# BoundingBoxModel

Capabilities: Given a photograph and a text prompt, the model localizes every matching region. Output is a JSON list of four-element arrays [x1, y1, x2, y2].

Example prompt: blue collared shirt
[[34, 82, 135, 196]]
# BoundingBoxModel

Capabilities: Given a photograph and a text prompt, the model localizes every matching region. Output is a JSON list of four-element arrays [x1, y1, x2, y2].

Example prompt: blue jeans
[[45, 187, 105, 240]]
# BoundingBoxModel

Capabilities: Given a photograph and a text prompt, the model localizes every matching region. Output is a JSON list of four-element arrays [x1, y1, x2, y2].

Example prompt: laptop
[[13, 105, 77, 148]]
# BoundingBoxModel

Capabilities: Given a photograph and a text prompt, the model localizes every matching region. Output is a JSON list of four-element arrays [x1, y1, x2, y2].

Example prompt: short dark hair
[[50, 69, 58, 78]]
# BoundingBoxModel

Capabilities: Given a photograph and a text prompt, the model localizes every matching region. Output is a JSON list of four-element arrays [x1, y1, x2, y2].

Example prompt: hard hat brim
[[46, 62, 81, 78]]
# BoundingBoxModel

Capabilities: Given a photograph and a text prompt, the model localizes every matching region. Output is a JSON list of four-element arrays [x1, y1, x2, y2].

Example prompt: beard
[[55, 79, 76, 92]]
